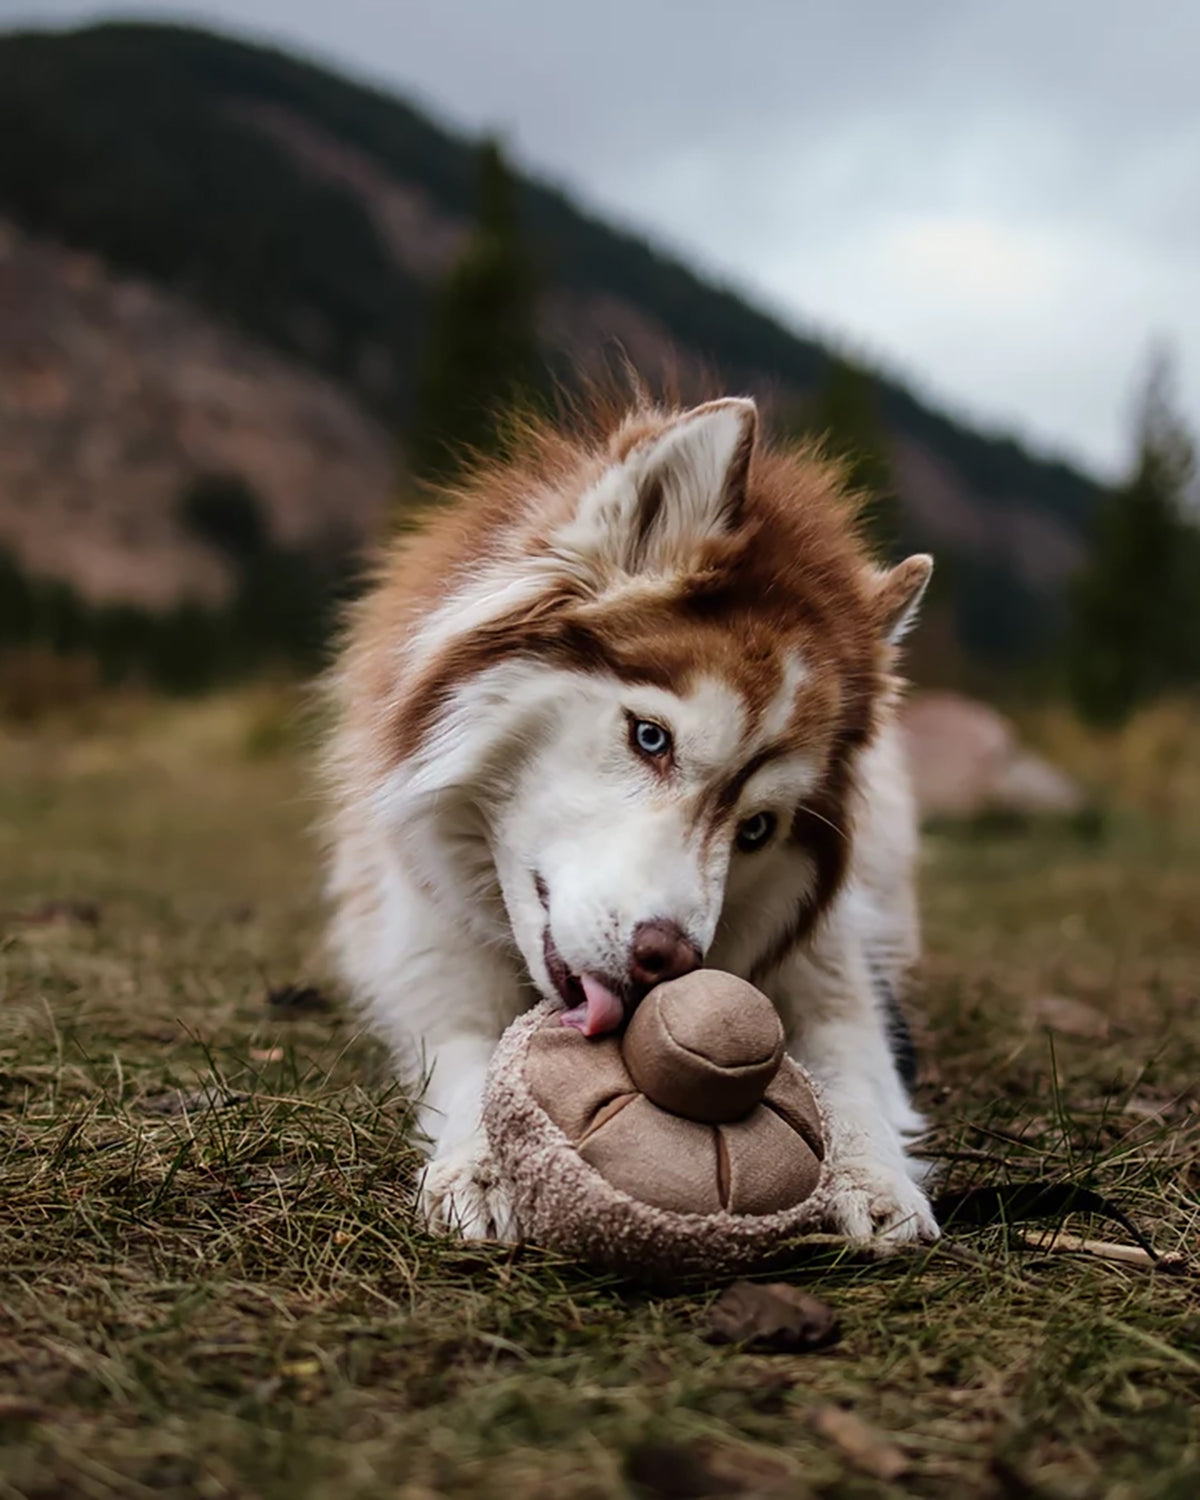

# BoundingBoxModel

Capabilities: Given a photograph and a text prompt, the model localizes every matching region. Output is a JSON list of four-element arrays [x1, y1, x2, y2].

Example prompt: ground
[[1, 692, 1197, 1500]]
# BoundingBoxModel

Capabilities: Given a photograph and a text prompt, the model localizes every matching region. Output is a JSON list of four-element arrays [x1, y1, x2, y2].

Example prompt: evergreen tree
[[406, 139, 540, 486], [1067, 348, 1200, 725], [801, 355, 904, 560]]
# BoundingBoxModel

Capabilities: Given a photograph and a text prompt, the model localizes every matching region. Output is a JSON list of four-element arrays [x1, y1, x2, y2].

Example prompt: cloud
[[5, 0, 1197, 475]]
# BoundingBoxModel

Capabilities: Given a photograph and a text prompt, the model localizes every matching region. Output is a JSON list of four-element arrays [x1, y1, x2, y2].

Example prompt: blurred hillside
[[0, 20, 1104, 670]]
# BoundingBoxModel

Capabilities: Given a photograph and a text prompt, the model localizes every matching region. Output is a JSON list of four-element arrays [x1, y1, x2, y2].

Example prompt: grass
[[1, 692, 1198, 1499]]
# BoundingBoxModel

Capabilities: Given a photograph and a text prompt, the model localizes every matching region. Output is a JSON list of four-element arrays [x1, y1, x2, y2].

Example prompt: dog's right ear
[[566, 399, 758, 578], [872, 553, 934, 644]]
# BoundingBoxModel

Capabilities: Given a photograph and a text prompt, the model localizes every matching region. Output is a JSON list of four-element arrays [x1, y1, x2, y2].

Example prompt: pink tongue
[[560, 973, 626, 1037]]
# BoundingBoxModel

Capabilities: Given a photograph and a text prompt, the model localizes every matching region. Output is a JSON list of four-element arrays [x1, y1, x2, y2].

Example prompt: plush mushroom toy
[[482, 970, 835, 1278]]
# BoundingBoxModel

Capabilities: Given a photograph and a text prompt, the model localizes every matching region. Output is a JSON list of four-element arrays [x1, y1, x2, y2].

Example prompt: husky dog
[[323, 394, 938, 1246]]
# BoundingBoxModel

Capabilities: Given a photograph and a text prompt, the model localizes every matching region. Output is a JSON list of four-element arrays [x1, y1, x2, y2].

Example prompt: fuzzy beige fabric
[[622, 971, 786, 1124], [482, 974, 836, 1279]]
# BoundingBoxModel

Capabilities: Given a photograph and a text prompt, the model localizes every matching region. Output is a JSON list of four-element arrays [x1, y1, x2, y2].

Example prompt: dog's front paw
[[823, 1155, 940, 1249], [419, 1139, 521, 1242]]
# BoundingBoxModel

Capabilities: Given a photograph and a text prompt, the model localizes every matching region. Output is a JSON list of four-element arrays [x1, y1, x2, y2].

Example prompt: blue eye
[[736, 811, 777, 852], [631, 718, 672, 758]]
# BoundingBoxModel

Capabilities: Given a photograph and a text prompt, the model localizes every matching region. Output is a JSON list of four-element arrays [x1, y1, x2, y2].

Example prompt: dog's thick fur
[[322, 393, 939, 1245]]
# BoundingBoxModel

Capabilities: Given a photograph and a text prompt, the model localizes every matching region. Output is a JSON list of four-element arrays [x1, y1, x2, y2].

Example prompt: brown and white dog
[[322, 393, 939, 1246]]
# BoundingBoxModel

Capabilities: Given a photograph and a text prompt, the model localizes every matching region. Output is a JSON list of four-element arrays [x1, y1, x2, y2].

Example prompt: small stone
[[267, 983, 334, 1016], [701, 1280, 840, 1353], [1029, 995, 1110, 1038]]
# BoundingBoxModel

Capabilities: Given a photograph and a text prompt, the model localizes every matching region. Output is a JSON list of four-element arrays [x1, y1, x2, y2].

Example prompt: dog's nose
[[629, 920, 701, 990]]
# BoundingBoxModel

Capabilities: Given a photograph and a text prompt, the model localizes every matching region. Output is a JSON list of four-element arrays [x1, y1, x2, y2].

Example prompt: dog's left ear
[[571, 399, 757, 577], [872, 553, 933, 644], [625, 399, 757, 565]]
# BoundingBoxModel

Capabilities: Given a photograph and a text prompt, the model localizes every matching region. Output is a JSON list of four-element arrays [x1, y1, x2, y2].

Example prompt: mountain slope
[[0, 218, 392, 610], [0, 20, 1102, 664]]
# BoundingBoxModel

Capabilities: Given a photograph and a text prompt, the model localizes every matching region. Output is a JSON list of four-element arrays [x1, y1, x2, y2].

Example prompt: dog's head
[[383, 397, 930, 1029]]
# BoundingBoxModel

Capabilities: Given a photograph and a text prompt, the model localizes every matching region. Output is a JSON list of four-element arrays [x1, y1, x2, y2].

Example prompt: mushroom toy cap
[[621, 970, 785, 1124]]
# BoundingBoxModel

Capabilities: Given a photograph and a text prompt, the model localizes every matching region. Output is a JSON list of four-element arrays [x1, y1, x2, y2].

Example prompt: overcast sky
[[4, 0, 1198, 479]]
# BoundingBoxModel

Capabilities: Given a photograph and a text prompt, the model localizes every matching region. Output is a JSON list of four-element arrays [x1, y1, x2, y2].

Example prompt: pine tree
[[800, 355, 904, 560], [406, 139, 540, 487], [1067, 348, 1200, 725]]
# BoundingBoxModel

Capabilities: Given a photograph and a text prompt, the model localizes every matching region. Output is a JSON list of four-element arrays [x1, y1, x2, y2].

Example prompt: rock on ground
[[900, 691, 1084, 819]]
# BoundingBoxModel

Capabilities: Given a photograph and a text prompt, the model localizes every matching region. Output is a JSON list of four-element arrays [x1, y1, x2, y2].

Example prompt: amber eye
[[631, 718, 672, 759], [736, 811, 777, 852]]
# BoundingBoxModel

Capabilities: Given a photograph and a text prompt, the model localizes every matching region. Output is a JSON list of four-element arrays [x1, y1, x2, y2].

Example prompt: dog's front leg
[[774, 908, 939, 1247], [416, 1028, 523, 1242], [361, 888, 526, 1242]]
